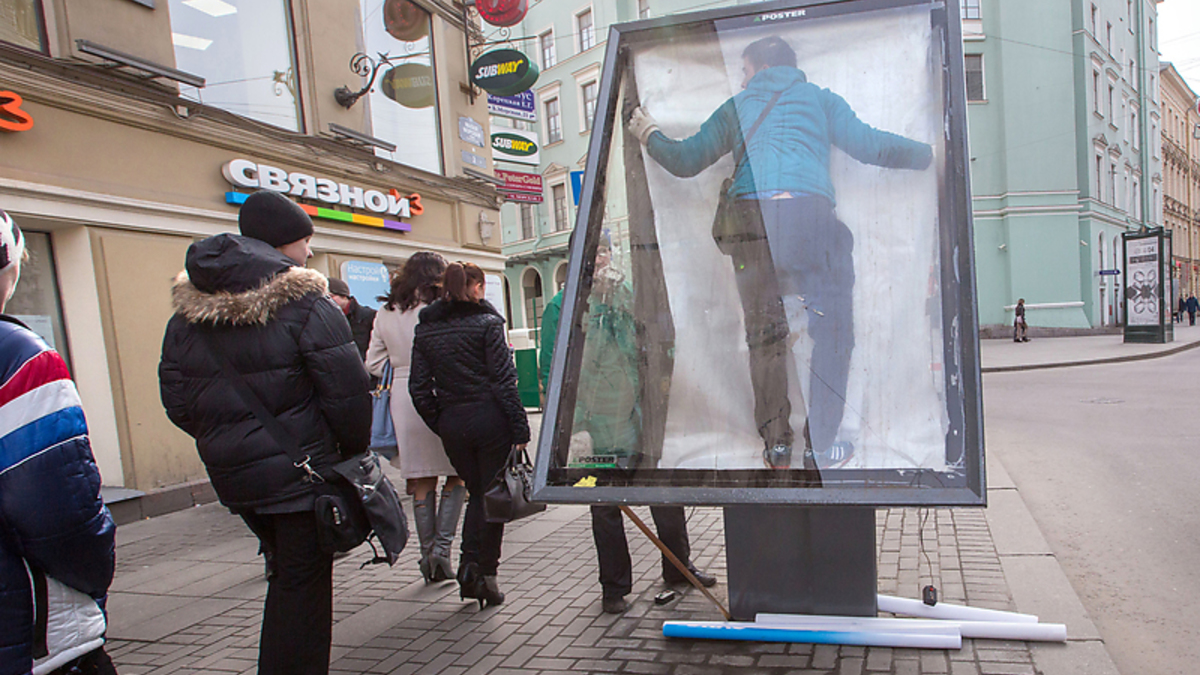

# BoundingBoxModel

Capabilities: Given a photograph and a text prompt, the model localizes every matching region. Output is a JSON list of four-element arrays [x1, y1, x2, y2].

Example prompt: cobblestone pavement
[[106, 499, 1037, 675]]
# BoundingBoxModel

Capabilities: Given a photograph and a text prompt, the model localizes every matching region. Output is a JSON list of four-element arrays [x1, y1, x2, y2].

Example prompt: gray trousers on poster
[[727, 196, 854, 455]]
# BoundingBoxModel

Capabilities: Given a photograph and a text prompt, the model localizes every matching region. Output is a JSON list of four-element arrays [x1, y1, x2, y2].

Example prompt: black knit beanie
[[238, 190, 314, 247]]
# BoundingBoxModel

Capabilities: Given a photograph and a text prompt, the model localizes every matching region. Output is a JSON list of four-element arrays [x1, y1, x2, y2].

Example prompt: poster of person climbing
[[533, 0, 985, 506]]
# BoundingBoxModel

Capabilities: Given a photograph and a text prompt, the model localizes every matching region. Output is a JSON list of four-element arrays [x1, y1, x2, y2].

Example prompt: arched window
[[522, 267, 544, 332]]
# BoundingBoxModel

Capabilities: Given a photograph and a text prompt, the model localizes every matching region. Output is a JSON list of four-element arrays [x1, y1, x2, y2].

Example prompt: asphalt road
[[984, 349, 1200, 675]]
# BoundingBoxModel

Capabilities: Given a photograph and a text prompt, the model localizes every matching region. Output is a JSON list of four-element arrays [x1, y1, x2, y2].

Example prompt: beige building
[[0, 0, 507, 519], [1160, 63, 1200, 299]]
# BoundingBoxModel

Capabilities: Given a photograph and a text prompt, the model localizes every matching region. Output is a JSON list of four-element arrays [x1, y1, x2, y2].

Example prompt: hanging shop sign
[[491, 128, 540, 166], [0, 91, 34, 132], [476, 0, 528, 27], [470, 49, 539, 97], [494, 168, 543, 194], [380, 63, 436, 109], [383, 0, 430, 42], [487, 90, 536, 121], [502, 191, 542, 204], [222, 159, 423, 232]]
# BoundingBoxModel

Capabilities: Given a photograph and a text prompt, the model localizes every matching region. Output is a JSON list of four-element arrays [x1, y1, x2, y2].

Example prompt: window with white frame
[[1107, 83, 1115, 120], [1090, 4, 1097, 35], [1, 0, 43, 51], [540, 29, 557, 69], [581, 80, 598, 130], [1131, 105, 1139, 148], [1123, 166, 1131, 213], [1108, 159, 1117, 205], [1092, 69, 1102, 115], [1106, 22, 1112, 53], [1127, 0, 1133, 30], [965, 54, 985, 101], [545, 96, 562, 144], [1095, 153, 1104, 201], [520, 203, 534, 240], [552, 184, 569, 231], [577, 8, 595, 52], [960, 0, 980, 20], [1133, 175, 1141, 219], [639, 0, 651, 19]]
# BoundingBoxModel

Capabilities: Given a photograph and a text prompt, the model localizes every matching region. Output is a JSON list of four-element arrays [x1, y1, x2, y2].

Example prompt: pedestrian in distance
[[1187, 294, 1198, 326], [1014, 298, 1029, 342], [1176, 296, 1185, 324], [366, 252, 466, 584], [627, 35, 932, 470], [0, 209, 119, 675], [538, 241, 718, 615], [410, 262, 530, 609], [159, 190, 372, 675], [327, 277, 377, 362]]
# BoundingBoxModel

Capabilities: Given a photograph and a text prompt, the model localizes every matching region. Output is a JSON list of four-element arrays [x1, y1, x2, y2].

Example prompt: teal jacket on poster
[[645, 66, 933, 204]]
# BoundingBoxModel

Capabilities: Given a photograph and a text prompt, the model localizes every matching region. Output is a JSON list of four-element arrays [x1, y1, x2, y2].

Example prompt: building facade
[[1160, 62, 1200, 300], [0, 0, 506, 516]]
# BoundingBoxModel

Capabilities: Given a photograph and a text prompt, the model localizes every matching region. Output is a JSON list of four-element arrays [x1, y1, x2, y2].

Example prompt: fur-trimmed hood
[[418, 298, 502, 325], [171, 233, 328, 325]]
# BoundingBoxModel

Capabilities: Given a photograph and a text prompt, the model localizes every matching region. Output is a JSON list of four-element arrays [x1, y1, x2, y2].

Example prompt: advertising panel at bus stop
[[533, 0, 984, 506]]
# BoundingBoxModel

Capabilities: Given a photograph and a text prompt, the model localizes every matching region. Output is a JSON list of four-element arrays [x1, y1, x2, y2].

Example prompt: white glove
[[627, 106, 660, 145]]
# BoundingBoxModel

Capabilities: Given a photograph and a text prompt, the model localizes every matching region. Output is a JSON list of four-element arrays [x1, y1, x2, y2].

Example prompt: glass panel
[[540, 30, 557, 68], [577, 10, 594, 52], [169, 0, 301, 131], [583, 80, 598, 130], [546, 97, 562, 143], [0, 0, 41, 50], [7, 231, 70, 370], [362, 0, 442, 174], [965, 55, 983, 101], [541, 0, 980, 504]]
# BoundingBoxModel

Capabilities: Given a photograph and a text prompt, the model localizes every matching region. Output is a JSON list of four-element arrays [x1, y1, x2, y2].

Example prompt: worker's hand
[[627, 107, 660, 145]]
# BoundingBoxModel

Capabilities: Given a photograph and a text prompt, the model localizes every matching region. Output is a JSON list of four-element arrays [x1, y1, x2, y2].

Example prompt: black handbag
[[711, 91, 783, 255], [200, 331, 408, 565], [483, 445, 546, 524]]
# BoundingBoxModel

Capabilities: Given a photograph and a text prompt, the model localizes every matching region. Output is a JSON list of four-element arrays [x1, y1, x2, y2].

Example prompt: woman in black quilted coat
[[410, 261, 529, 609], [158, 191, 371, 675]]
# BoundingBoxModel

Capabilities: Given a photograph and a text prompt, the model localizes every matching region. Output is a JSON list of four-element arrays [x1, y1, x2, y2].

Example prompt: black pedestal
[[724, 506, 876, 621]]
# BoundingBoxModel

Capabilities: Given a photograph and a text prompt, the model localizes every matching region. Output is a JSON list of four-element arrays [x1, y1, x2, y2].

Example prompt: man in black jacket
[[159, 190, 371, 675], [327, 277, 377, 360]]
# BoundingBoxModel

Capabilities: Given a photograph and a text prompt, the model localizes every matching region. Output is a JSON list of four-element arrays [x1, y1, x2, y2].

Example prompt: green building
[[497, 0, 1164, 343]]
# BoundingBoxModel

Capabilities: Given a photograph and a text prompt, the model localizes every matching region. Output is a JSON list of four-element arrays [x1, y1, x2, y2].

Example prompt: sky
[[1157, 1, 1200, 97]]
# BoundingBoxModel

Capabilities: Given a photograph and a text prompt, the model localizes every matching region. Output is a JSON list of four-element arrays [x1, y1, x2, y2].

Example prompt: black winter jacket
[[345, 298, 377, 361], [159, 234, 371, 510], [410, 299, 530, 444]]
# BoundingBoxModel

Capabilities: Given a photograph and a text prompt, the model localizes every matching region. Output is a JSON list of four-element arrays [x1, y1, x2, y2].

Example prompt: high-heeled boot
[[457, 561, 481, 600], [429, 484, 465, 582], [478, 575, 505, 609], [413, 492, 437, 583]]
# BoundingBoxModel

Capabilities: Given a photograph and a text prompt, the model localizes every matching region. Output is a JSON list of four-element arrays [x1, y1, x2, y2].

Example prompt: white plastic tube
[[877, 594, 1039, 624], [756, 613, 1067, 642], [663, 621, 962, 649]]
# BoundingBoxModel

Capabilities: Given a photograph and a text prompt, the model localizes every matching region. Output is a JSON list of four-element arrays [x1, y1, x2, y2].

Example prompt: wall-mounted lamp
[[997, 243, 1007, 251]]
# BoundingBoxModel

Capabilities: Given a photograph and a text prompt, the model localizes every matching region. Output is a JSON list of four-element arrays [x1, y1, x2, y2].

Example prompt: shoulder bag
[[369, 361, 399, 459], [484, 445, 547, 523], [711, 90, 784, 254], [200, 330, 408, 565]]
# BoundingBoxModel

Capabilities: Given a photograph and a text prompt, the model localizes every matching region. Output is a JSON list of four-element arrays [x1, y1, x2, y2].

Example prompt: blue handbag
[[369, 361, 399, 459]]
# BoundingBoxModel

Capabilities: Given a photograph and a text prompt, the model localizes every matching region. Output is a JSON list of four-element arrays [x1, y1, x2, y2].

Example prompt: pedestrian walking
[[1014, 298, 1029, 342], [538, 242, 718, 615], [158, 191, 371, 675], [366, 252, 466, 584], [0, 210, 119, 675], [328, 277, 377, 361], [1187, 294, 1198, 326], [410, 262, 529, 609], [1177, 296, 1185, 324]]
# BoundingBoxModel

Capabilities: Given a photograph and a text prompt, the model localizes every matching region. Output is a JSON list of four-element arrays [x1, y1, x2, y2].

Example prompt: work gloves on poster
[[627, 107, 660, 145]]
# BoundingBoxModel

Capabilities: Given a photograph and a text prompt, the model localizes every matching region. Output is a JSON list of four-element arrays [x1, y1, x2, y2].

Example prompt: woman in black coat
[[159, 191, 371, 675], [410, 262, 530, 608]]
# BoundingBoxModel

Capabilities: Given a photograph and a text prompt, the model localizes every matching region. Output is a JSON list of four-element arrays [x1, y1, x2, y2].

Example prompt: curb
[[982, 337, 1200, 373]]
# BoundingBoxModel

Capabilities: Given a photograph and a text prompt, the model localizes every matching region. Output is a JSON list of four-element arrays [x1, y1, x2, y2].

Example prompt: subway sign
[[490, 128, 540, 166], [222, 159, 423, 232], [470, 49, 539, 97], [380, 63, 435, 109]]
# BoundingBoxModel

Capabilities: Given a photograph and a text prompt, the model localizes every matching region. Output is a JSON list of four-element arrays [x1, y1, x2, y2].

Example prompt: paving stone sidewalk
[[106, 497, 1036, 675]]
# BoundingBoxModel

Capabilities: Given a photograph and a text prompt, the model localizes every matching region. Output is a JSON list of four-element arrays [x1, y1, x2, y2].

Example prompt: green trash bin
[[515, 348, 541, 409]]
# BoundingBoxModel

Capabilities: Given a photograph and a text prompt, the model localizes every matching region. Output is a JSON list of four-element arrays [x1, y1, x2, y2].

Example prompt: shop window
[[6, 231, 70, 370], [964, 55, 984, 101], [0, 0, 44, 51], [168, 0, 302, 131], [362, 0, 442, 174], [576, 8, 594, 53]]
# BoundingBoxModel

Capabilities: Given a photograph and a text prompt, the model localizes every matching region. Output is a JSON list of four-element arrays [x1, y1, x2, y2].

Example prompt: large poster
[[1126, 237, 1160, 326], [534, 0, 983, 506]]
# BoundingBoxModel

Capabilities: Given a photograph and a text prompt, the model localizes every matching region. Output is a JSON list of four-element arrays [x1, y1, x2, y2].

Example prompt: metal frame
[[327, 123, 398, 152], [76, 40, 205, 88], [532, 0, 984, 507]]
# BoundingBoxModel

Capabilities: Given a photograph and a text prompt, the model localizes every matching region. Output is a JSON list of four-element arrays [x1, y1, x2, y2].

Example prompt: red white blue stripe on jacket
[[0, 317, 115, 675]]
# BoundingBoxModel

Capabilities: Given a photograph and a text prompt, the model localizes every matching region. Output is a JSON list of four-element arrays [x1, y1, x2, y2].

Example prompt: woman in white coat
[[366, 252, 466, 583]]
